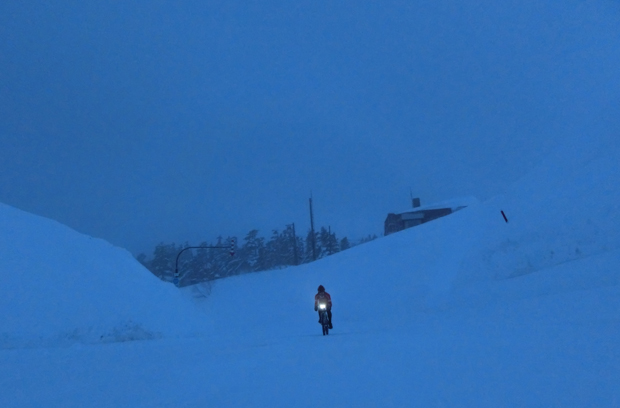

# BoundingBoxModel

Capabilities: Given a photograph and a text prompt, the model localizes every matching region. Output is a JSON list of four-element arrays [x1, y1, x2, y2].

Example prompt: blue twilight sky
[[1, 0, 619, 255]]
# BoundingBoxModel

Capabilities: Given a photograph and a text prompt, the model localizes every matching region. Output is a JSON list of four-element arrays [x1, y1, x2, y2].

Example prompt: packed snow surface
[[1, 132, 619, 407]]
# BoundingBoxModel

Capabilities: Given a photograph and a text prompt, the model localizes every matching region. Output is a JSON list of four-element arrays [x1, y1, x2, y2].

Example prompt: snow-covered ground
[[0, 204, 205, 349], [1, 133, 619, 407]]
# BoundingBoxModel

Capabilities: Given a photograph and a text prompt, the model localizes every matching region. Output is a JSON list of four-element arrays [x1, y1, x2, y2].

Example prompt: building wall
[[384, 208, 453, 236]]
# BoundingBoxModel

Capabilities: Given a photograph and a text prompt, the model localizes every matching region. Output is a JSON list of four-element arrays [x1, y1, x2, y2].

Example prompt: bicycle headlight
[[319, 304, 326, 310]]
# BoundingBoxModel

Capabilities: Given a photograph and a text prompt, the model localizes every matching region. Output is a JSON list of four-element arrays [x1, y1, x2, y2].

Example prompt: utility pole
[[309, 195, 316, 261]]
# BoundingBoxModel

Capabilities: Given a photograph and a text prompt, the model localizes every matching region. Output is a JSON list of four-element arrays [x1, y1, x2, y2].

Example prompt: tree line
[[137, 224, 377, 287]]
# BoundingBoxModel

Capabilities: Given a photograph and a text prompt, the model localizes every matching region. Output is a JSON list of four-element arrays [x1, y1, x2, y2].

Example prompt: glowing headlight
[[319, 304, 326, 310]]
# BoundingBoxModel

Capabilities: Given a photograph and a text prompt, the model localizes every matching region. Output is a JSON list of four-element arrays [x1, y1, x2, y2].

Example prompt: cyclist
[[314, 285, 333, 329]]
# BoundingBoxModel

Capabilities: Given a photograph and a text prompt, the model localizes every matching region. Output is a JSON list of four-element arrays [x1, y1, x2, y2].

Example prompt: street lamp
[[173, 238, 236, 287]]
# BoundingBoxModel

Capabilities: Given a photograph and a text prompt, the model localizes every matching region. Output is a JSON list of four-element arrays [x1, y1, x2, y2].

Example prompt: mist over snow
[[1, 0, 619, 406], [1, 126, 619, 406], [1, 0, 619, 254]]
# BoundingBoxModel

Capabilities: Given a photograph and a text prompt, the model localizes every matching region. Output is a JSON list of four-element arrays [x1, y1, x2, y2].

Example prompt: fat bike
[[318, 303, 330, 335]]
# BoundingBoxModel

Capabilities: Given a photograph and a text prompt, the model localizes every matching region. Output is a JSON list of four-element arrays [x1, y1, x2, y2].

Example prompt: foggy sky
[[1, 0, 619, 255]]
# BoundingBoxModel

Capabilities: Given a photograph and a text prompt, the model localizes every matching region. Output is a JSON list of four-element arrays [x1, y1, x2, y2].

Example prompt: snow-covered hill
[[0, 203, 203, 349], [1, 131, 619, 407]]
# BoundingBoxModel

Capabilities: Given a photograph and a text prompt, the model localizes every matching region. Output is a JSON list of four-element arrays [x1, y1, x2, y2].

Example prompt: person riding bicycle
[[314, 285, 333, 329]]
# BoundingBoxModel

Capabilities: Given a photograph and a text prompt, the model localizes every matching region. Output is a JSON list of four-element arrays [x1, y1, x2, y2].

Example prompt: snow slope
[[458, 133, 620, 286], [1, 131, 619, 407], [0, 203, 204, 349]]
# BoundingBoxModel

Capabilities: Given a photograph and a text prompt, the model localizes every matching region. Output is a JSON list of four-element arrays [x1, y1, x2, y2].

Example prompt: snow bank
[[191, 131, 620, 337], [2, 131, 616, 352], [457, 133, 620, 285], [0, 203, 203, 349], [1, 132, 618, 407]]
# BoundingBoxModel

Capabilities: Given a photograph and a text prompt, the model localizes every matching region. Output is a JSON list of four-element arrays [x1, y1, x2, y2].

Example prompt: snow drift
[[189, 131, 620, 336], [457, 133, 620, 285], [0, 131, 618, 407], [0, 203, 202, 349]]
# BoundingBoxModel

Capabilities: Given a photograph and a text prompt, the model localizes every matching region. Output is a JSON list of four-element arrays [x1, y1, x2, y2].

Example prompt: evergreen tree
[[150, 242, 178, 280], [176, 242, 194, 285], [326, 227, 340, 255], [189, 242, 213, 283], [241, 229, 266, 272], [223, 235, 243, 276], [138, 223, 363, 285], [305, 229, 318, 262], [294, 235, 305, 265], [318, 227, 328, 257], [264, 229, 280, 270], [281, 224, 300, 266], [359, 234, 378, 244]]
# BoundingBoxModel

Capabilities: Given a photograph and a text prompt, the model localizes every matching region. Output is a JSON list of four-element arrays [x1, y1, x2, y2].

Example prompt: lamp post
[[173, 238, 236, 287]]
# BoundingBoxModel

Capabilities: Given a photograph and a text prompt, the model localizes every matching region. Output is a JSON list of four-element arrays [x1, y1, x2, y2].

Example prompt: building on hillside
[[384, 197, 469, 236]]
